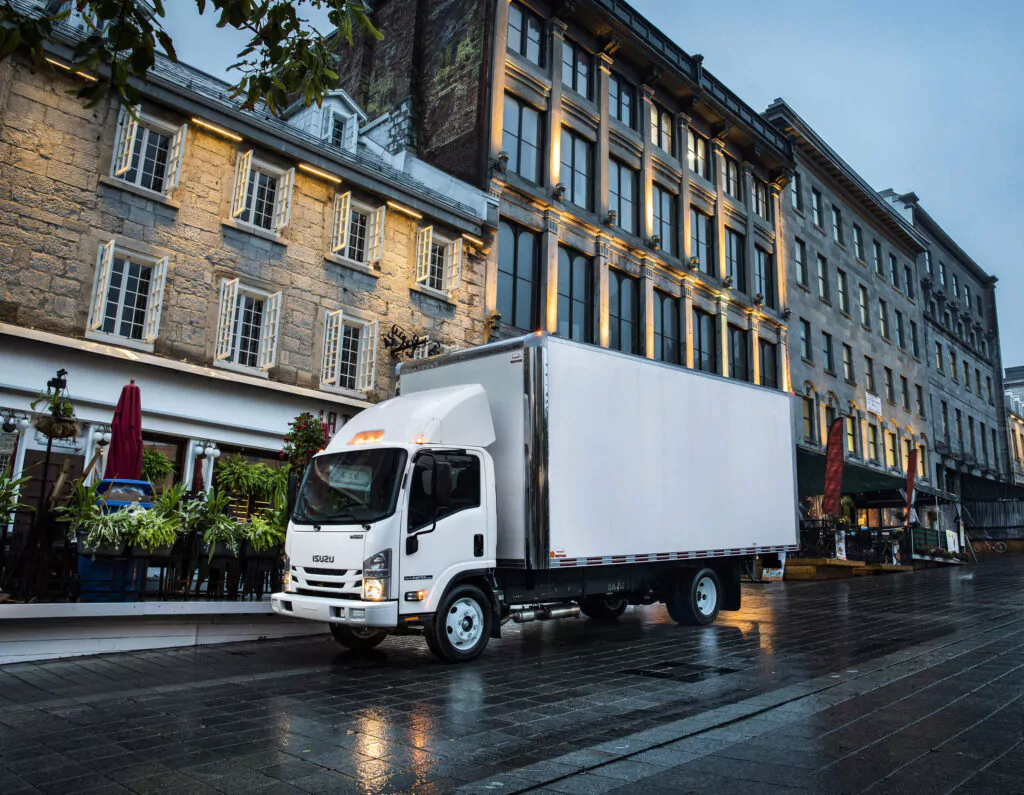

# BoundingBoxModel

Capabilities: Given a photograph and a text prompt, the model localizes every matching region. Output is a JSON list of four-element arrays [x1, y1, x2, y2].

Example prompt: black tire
[[665, 567, 721, 626], [579, 595, 628, 620], [425, 583, 492, 663], [329, 623, 388, 651]]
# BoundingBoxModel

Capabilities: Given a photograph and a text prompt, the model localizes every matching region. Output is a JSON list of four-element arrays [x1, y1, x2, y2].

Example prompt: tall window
[[231, 153, 294, 233], [650, 102, 672, 155], [853, 224, 864, 260], [939, 260, 947, 287], [321, 311, 378, 392], [821, 331, 834, 373], [905, 265, 915, 299], [953, 274, 960, 298], [865, 356, 876, 393], [965, 284, 972, 309], [724, 157, 741, 199], [895, 310, 906, 349], [889, 254, 899, 289], [557, 247, 593, 343], [969, 416, 976, 456], [560, 129, 592, 210], [975, 368, 982, 397], [690, 208, 714, 274], [884, 367, 895, 404], [693, 308, 717, 373], [842, 343, 854, 382], [416, 228, 463, 294], [924, 250, 932, 277], [936, 342, 945, 374], [900, 376, 910, 411], [795, 238, 808, 286], [873, 240, 883, 277], [981, 423, 989, 465], [951, 349, 958, 381], [816, 254, 829, 302], [687, 130, 710, 180], [886, 433, 898, 470], [608, 73, 635, 129], [800, 318, 812, 361], [910, 320, 920, 358], [831, 205, 844, 244], [859, 284, 870, 327], [561, 39, 592, 99], [652, 185, 677, 255], [608, 159, 638, 234], [502, 94, 541, 183], [215, 278, 282, 371], [507, 2, 543, 65], [811, 189, 823, 227], [803, 398, 816, 444], [759, 339, 778, 389], [987, 376, 994, 405], [725, 229, 746, 290], [88, 242, 167, 345], [916, 384, 925, 418], [867, 424, 879, 462], [755, 249, 775, 308], [728, 325, 749, 381], [837, 269, 849, 314], [753, 180, 771, 221], [653, 291, 682, 365], [846, 416, 859, 456], [791, 172, 803, 211], [332, 193, 385, 266], [111, 106, 185, 196], [956, 409, 964, 449], [941, 402, 950, 442], [879, 299, 890, 339], [609, 270, 639, 354], [497, 220, 540, 330], [964, 360, 970, 389]]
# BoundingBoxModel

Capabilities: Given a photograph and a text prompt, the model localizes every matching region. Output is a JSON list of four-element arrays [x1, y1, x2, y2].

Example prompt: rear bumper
[[270, 593, 398, 628]]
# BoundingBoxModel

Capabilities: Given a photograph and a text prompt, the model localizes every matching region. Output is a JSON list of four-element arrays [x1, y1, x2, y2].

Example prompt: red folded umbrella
[[105, 379, 144, 481]]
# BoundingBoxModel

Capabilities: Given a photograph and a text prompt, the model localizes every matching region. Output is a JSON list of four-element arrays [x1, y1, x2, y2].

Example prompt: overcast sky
[[162, 0, 1023, 367]]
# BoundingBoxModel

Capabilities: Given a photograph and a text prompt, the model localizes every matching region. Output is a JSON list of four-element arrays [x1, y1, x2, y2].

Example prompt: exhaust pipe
[[509, 603, 581, 624]]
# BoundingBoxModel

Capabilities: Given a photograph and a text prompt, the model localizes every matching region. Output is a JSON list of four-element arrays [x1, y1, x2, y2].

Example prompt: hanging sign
[[865, 393, 883, 415]]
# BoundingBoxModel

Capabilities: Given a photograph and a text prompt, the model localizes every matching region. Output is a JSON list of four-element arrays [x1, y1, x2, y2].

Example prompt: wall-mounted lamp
[[648, 235, 661, 251], [298, 162, 342, 184], [754, 293, 765, 307], [488, 310, 502, 331], [495, 151, 509, 174], [194, 442, 221, 460], [722, 275, 733, 288], [688, 257, 700, 271], [190, 117, 243, 142], [95, 425, 113, 448], [386, 200, 423, 219], [782, 307, 793, 320], [1, 411, 30, 434], [605, 209, 617, 227], [553, 182, 567, 201]]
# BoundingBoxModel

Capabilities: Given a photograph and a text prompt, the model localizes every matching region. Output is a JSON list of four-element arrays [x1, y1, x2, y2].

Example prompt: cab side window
[[407, 452, 481, 531]]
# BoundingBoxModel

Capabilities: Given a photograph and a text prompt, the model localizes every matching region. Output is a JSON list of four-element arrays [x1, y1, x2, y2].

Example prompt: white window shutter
[[444, 238, 463, 292], [258, 290, 282, 370], [273, 168, 295, 232], [89, 240, 116, 330], [321, 107, 335, 140], [231, 150, 252, 218], [331, 192, 351, 254], [165, 122, 187, 193], [215, 278, 239, 360], [342, 115, 358, 152], [113, 105, 139, 177], [321, 309, 343, 385], [356, 320, 379, 391], [142, 256, 168, 342], [415, 226, 432, 284], [367, 205, 386, 263]]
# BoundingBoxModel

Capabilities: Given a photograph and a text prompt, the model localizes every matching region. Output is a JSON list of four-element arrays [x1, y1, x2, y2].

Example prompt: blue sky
[[162, 0, 1024, 367]]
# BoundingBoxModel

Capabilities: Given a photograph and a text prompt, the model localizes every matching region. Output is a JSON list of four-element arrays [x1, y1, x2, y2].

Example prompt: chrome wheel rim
[[446, 597, 484, 649], [695, 575, 718, 617], [351, 628, 380, 639]]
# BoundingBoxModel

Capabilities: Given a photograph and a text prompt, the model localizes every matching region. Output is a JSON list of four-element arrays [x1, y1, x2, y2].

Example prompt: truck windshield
[[293, 449, 407, 525]]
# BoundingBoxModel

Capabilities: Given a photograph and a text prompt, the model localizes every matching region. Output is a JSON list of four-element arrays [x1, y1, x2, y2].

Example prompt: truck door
[[400, 450, 486, 613]]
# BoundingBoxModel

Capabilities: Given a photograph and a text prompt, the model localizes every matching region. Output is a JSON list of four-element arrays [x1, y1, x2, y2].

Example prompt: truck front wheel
[[425, 584, 493, 663], [330, 624, 389, 651], [666, 567, 721, 626], [580, 595, 628, 620]]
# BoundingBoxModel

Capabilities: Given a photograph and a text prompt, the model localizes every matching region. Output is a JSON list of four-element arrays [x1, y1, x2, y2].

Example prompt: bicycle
[[974, 539, 1008, 554]]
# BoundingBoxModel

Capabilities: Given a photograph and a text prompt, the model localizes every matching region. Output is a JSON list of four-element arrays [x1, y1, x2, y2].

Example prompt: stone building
[[1002, 367, 1024, 487], [0, 25, 492, 500], [765, 101, 931, 492], [881, 192, 1007, 496], [333, 0, 795, 387]]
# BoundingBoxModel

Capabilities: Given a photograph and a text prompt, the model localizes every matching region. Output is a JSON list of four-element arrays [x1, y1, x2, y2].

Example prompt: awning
[[797, 449, 906, 497]]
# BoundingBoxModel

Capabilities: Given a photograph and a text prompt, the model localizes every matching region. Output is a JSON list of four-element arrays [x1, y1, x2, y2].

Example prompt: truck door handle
[[474, 534, 484, 557]]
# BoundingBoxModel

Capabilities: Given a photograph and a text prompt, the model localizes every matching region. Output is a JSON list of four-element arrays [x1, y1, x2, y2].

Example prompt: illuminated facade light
[[386, 200, 422, 219], [190, 117, 243, 142], [298, 163, 342, 184]]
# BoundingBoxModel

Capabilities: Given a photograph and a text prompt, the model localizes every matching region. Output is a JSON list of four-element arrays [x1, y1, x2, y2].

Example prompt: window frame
[[561, 37, 593, 100], [229, 150, 295, 234], [692, 307, 717, 374], [502, 93, 542, 184], [110, 105, 186, 197], [556, 246, 595, 344], [728, 324, 750, 382], [560, 127, 593, 211], [214, 277, 282, 373], [415, 226, 463, 295], [650, 102, 673, 156], [608, 158, 638, 235], [652, 183, 677, 256], [608, 268, 640, 355], [687, 129, 710, 180], [86, 239, 168, 351], [320, 307, 379, 394], [330, 192, 386, 268], [811, 189, 823, 228], [653, 290, 682, 366], [497, 219, 541, 332], [831, 205, 844, 245], [608, 72, 635, 129], [507, 1, 544, 66]]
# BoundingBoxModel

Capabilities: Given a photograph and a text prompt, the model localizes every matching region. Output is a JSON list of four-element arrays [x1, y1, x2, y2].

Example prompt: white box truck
[[272, 334, 798, 663]]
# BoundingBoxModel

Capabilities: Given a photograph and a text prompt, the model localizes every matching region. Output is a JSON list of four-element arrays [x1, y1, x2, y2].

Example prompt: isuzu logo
[[312, 555, 334, 563]]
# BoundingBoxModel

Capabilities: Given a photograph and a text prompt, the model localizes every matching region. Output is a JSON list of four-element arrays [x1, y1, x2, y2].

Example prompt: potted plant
[[282, 412, 327, 469], [197, 488, 246, 561], [0, 473, 32, 522], [57, 481, 127, 556], [141, 449, 174, 492], [133, 483, 186, 557], [30, 389, 77, 439]]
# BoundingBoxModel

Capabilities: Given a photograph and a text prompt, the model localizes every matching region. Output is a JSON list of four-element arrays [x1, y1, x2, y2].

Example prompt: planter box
[[77, 539, 127, 557], [243, 541, 282, 560], [134, 545, 174, 559]]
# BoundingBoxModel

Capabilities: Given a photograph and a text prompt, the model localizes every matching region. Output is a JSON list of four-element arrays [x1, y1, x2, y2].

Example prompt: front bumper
[[271, 592, 398, 628]]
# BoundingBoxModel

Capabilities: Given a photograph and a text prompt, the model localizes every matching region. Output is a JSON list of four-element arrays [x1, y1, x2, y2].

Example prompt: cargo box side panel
[[400, 348, 528, 563], [545, 339, 797, 561]]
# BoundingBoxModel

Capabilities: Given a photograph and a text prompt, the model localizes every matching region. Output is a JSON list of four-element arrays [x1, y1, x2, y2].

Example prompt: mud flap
[[719, 561, 743, 611]]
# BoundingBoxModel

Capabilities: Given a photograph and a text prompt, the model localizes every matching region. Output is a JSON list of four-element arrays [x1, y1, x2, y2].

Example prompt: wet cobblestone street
[[1, 557, 1022, 794]]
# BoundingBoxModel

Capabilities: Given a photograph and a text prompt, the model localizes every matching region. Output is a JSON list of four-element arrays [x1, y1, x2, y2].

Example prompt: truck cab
[[272, 385, 500, 662]]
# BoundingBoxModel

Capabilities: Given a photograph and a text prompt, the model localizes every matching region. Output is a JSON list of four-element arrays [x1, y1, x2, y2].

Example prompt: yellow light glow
[[414, 435, 427, 445], [44, 58, 97, 82], [363, 578, 385, 601], [416, 590, 427, 601], [348, 430, 384, 446], [386, 200, 422, 219], [190, 117, 243, 142], [462, 233, 485, 247], [298, 163, 342, 184]]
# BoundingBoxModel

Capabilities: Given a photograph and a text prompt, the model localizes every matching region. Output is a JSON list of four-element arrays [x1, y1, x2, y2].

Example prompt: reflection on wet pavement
[[1, 557, 1022, 793]]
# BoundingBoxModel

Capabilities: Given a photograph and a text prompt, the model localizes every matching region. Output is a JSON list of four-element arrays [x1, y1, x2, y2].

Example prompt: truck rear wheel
[[330, 624, 389, 651], [425, 583, 493, 663], [666, 567, 721, 626], [580, 595, 628, 620]]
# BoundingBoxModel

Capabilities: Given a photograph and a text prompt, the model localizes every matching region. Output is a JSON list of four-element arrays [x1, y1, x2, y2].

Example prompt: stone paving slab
[[1, 557, 1022, 793]]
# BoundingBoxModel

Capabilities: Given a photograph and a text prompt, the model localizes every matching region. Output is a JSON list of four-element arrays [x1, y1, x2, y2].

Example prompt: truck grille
[[296, 588, 361, 600], [300, 567, 361, 577], [305, 579, 363, 589]]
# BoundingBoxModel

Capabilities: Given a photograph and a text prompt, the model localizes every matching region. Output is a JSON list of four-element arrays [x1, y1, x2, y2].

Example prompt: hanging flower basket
[[35, 414, 78, 439]]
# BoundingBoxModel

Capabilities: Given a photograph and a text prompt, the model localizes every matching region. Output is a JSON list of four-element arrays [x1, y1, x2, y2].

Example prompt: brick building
[[0, 26, 492, 503], [337, 0, 795, 387], [764, 101, 932, 501]]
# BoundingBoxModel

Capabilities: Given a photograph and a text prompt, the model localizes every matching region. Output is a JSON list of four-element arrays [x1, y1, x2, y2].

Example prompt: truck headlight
[[281, 554, 296, 593], [362, 549, 391, 601]]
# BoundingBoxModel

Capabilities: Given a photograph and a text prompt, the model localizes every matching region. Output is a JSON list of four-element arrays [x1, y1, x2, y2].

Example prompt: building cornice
[[906, 200, 997, 287]]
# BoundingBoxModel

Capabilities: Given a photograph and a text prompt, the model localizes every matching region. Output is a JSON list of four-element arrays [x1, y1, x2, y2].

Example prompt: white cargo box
[[399, 335, 798, 570]]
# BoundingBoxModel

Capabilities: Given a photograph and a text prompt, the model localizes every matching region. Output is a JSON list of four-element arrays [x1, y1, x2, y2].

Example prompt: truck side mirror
[[434, 461, 452, 509]]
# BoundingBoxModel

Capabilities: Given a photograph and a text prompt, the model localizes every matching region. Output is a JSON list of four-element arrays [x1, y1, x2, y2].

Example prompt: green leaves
[[0, 0, 381, 116]]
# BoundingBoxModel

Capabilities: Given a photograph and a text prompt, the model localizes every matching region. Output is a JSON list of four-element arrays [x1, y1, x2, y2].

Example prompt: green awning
[[797, 449, 906, 498]]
